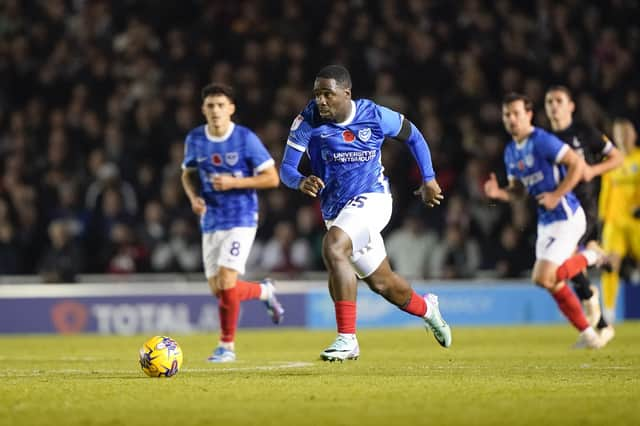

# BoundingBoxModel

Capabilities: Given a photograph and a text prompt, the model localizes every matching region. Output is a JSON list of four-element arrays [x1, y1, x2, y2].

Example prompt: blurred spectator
[[101, 222, 149, 274], [494, 224, 534, 278], [138, 200, 167, 253], [259, 221, 311, 274], [85, 162, 138, 216], [0, 221, 21, 274], [293, 205, 324, 271], [430, 225, 481, 279], [151, 217, 200, 273], [38, 220, 83, 283], [386, 211, 438, 279], [49, 181, 90, 240]]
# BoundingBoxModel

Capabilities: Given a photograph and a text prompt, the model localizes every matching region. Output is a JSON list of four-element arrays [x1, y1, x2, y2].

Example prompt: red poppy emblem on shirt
[[517, 160, 525, 171], [212, 153, 223, 166], [342, 130, 355, 143]]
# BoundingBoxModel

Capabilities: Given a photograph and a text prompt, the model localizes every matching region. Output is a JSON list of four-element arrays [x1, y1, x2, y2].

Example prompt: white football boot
[[423, 293, 452, 348], [573, 327, 604, 349], [207, 346, 236, 363], [598, 325, 615, 347], [261, 278, 285, 324], [320, 334, 360, 362]]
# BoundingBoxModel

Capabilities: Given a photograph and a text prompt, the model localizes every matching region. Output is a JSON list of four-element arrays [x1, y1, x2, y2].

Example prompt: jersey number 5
[[347, 195, 368, 208]]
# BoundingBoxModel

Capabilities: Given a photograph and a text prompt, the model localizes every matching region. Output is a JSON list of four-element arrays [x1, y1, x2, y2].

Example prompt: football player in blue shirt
[[280, 65, 452, 361], [181, 83, 285, 363], [484, 93, 609, 349]]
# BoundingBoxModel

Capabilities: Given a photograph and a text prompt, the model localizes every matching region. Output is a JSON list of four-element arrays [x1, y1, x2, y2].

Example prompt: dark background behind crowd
[[1, 0, 638, 281]]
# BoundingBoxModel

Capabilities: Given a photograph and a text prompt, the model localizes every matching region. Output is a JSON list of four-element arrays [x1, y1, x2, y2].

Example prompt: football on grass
[[139, 335, 183, 377]]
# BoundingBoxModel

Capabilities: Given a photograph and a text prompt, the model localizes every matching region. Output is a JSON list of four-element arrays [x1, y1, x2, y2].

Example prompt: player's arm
[[181, 168, 206, 216], [536, 147, 585, 210], [213, 132, 280, 191], [583, 134, 623, 182], [483, 174, 526, 202], [280, 143, 325, 197], [212, 163, 279, 191], [226, 165, 279, 189], [391, 116, 442, 207], [280, 114, 324, 197], [181, 133, 206, 216]]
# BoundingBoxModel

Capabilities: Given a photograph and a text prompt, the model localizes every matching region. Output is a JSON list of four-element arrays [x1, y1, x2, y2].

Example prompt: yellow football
[[138, 335, 183, 377]]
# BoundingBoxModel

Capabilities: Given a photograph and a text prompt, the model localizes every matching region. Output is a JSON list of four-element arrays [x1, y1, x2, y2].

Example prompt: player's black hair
[[546, 85, 573, 101], [201, 83, 235, 103], [316, 65, 352, 89], [502, 92, 533, 112]]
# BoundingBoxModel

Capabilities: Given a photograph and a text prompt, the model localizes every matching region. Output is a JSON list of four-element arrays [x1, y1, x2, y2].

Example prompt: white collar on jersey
[[205, 122, 235, 142], [515, 137, 529, 149], [336, 100, 356, 126], [515, 127, 535, 149]]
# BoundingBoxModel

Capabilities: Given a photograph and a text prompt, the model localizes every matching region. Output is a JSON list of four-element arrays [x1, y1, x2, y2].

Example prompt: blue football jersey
[[504, 127, 581, 224], [287, 99, 403, 219], [182, 123, 274, 232]]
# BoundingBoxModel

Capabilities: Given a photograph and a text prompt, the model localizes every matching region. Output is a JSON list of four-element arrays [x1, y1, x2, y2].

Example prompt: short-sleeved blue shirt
[[182, 123, 274, 232], [504, 127, 581, 224], [287, 99, 403, 219]]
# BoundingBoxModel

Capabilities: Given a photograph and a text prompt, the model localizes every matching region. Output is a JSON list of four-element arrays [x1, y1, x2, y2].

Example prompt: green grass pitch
[[1, 323, 639, 426]]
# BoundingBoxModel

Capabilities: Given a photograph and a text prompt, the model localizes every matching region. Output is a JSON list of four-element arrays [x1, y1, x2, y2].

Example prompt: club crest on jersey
[[290, 114, 303, 131], [342, 130, 356, 143], [524, 154, 534, 167], [225, 152, 239, 166], [358, 128, 372, 142], [211, 153, 223, 166]]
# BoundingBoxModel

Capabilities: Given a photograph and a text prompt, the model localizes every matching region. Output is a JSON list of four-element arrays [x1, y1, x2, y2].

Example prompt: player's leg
[[318, 193, 392, 361], [319, 225, 359, 361], [570, 210, 602, 327], [210, 266, 240, 362], [599, 263, 621, 325], [571, 270, 601, 327], [532, 260, 589, 329], [362, 257, 452, 348], [601, 222, 626, 324], [235, 279, 262, 301], [204, 227, 259, 362], [322, 226, 358, 301], [234, 278, 284, 324], [571, 211, 596, 299], [531, 259, 600, 348], [554, 208, 610, 282], [202, 231, 236, 362], [533, 209, 602, 348], [555, 245, 609, 282], [207, 273, 283, 325]]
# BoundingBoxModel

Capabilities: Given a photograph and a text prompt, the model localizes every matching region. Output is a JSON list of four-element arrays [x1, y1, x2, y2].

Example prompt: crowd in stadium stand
[[1, 0, 638, 281]]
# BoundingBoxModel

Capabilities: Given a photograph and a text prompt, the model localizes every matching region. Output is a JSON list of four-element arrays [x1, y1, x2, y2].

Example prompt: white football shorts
[[326, 192, 393, 278], [202, 226, 257, 278], [535, 206, 586, 265]]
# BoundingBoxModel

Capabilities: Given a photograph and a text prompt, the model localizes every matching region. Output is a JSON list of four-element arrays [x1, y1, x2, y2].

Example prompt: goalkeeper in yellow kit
[[599, 118, 640, 324]]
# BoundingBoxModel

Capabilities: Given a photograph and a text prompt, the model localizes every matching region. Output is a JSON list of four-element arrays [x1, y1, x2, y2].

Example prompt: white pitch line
[[0, 361, 315, 377], [0, 363, 637, 378], [0, 356, 104, 361], [184, 361, 314, 372]]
